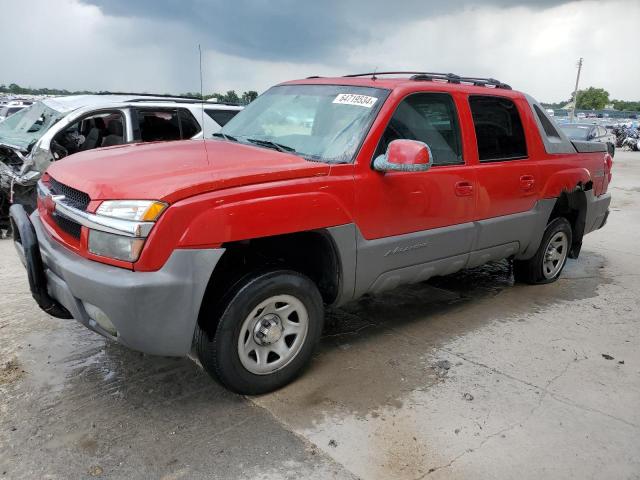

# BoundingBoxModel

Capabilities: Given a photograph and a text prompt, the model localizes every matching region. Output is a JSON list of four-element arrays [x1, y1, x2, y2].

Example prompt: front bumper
[[10, 206, 224, 356]]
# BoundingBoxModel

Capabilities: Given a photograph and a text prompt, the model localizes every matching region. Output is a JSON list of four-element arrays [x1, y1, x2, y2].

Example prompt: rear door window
[[205, 109, 239, 127], [469, 96, 527, 162], [134, 108, 202, 141], [135, 109, 181, 142]]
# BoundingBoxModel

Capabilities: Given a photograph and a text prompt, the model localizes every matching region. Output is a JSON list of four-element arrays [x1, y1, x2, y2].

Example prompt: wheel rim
[[542, 231, 569, 279], [237, 294, 309, 375]]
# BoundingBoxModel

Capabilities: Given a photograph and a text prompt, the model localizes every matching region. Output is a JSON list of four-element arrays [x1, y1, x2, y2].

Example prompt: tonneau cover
[[572, 140, 606, 153]]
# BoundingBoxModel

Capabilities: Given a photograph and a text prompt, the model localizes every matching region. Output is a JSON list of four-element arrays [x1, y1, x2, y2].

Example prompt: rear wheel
[[514, 217, 572, 284], [195, 269, 324, 395]]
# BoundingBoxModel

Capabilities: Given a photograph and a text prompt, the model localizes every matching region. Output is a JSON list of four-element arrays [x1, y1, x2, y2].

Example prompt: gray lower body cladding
[[31, 211, 224, 356], [329, 194, 609, 304]]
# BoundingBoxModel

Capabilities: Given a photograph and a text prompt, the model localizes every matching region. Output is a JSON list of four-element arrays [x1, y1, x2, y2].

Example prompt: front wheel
[[195, 270, 324, 395], [514, 217, 572, 284]]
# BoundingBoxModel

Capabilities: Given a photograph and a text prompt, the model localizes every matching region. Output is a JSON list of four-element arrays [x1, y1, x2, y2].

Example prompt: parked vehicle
[[0, 94, 242, 232], [612, 124, 640, 150], [10, 72, 612, 394], [0, 102, 30, 122], [558, 123, 617, 156]]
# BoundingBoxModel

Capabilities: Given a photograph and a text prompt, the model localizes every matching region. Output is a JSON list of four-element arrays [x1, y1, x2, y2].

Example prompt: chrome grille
[[49, 177, 90, 211], [48, 177, 90, 239]]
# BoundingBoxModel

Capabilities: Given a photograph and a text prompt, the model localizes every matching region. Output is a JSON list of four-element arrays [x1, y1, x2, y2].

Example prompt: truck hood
[[45, 140, 330, 203]]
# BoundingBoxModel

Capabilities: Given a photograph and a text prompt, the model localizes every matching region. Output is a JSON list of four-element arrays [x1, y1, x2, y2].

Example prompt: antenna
[[198, 44, 206, 145], [372, 66, 378, 80]]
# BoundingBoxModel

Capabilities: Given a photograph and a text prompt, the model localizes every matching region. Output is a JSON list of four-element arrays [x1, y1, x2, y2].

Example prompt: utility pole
[[570, 57, 583, 122]]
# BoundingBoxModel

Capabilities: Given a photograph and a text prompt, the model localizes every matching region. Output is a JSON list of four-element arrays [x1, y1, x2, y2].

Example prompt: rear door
[[467, 94, 541, 253]]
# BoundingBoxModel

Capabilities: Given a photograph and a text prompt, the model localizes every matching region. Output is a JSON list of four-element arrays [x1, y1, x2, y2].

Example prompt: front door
[[353, 92, 477, 296]]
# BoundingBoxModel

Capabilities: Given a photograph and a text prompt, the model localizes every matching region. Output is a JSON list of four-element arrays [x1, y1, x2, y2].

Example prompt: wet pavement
[[1, 151, 639, 479]]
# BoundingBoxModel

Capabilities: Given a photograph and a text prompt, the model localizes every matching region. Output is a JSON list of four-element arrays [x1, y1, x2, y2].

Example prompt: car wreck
[[0, 95, 242, 232]]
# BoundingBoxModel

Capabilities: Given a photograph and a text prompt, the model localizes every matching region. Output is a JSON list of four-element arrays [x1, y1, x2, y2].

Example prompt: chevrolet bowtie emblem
[[44, 194, 65, 214]]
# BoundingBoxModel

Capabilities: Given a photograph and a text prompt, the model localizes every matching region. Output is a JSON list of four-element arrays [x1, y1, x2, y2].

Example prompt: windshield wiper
[[212, 132, 238, 142], [245, 138, 296, 153]]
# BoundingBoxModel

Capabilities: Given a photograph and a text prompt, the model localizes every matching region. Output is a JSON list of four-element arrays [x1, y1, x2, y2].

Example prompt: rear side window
[[205, 109, 239, 127], [469, 96, 527, 162], [376, 93, 463, 166], [533, 104, 561, 139]]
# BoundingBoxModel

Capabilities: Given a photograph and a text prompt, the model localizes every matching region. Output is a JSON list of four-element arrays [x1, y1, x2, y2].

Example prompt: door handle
[[455, 181, 474, 197], [520, 175, 536, 191]]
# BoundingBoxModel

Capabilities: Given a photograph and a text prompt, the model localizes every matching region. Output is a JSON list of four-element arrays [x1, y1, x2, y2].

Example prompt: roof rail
[[127, 98, 205, 104], [95, 92, 203, 101], [342, 71, 511, 90], [205, 100, 244, 107]]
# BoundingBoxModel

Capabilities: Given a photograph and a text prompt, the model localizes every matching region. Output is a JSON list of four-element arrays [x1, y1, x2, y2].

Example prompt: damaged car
[[0, 94, 242, 232]]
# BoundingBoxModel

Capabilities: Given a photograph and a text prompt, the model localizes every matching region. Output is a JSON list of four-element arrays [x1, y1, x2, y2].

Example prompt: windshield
[[559, 124, 591, 140], [0, 101, 66, 150], [219, 84, 389, 163]]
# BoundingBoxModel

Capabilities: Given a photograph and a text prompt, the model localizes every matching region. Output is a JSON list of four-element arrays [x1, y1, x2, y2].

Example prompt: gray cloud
[[80, 0, 584, 62], [1, 0, 636, 101]]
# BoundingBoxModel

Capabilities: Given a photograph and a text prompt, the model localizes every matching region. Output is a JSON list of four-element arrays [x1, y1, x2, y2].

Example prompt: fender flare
[[540, 167, 592, 199]]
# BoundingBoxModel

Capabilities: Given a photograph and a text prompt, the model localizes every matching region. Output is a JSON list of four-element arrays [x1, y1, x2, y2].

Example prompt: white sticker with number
[[333, 93, 378, 108]]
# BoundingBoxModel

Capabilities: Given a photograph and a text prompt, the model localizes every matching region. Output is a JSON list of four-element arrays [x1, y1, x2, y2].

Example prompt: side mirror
[[373, 139, 433, 173]]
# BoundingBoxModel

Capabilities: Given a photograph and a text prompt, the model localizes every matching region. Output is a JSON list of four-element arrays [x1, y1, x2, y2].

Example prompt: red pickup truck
[[10, 72, 612, 394]]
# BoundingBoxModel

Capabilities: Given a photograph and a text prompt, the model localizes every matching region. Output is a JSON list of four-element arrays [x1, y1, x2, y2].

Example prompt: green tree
[[241, 90, 258, 104], [223, 90, 240, 104], [612, 99, 640, 111], [575, 87, 609, 110]]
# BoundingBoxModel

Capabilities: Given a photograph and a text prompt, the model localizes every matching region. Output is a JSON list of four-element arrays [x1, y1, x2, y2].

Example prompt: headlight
[[88, 230, 146, 262], [96, 200, 167, 221]]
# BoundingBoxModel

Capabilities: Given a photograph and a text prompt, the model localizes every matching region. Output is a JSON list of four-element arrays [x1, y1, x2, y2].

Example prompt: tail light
[[604, 153, 613, 183]]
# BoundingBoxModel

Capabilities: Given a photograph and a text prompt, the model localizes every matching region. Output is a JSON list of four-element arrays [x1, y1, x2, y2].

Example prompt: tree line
[[541, 86, 640, 112], [3, 82, 639, 112], [0, 83, 258, 105]]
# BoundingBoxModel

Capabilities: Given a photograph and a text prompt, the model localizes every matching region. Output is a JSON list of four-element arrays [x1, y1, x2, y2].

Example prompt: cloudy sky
[[2, 0, 638, 102]]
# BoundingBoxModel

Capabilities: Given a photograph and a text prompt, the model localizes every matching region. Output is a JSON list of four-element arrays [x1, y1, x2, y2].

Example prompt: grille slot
[[48, 177, 90, 240], [49, 177, 90, 211], [52, 212, 82, 239]]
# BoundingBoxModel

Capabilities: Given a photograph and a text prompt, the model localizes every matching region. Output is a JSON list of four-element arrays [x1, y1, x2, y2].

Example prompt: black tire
[[514, 217, 572, 285], [195, 269, 324, 395]]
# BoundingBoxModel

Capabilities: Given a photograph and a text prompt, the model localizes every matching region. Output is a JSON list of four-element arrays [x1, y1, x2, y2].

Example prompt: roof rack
[[95, 92, 203, 101], [127, 98, 205, 104], [342, 71, 511, 90]]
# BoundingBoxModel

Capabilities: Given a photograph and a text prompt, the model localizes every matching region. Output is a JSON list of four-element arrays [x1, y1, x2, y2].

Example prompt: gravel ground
[[1, 151, 639, 479]]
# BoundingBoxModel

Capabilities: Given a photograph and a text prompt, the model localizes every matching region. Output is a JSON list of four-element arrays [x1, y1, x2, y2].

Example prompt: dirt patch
[[0, 358, 26, 384]]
